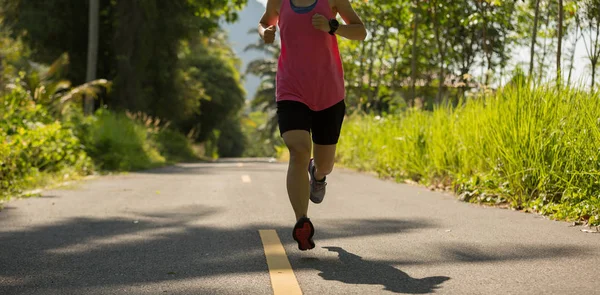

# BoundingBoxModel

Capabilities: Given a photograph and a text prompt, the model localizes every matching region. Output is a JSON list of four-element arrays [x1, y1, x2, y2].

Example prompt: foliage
[[0, 38, 197, 199], [217, 116, 246, 158], [1, 0, 248, 136], [0, 88, 93, 199], [0, 0, 254, 202], [82, 110, 165, 171], [154, 128, 198, 163], [243, 29, 280, 153], [332, 0, 596, 112], [0, 86, 197, 199], [177, 31, 247, 152], [337, 84, 600, 226], [241, 110, 280, 157]]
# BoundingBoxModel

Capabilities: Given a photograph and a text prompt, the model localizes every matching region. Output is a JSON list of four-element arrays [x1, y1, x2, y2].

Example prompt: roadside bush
[[1, 89, 92, 199], [85, 111, 165, 171]]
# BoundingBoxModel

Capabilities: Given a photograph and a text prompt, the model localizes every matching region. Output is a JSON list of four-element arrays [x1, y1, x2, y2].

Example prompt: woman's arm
[[312, 0, 366, 40], [334, 0, 366, 40], [258, 0, 280, 44]]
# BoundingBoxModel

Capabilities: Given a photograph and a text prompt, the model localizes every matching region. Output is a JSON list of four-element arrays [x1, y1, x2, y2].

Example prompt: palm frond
[[245, 59, 277, 76], [244, 42, 280, 56], [43, 53, 69, 82], [58, 79, 111, 105], [52, 79, 112, 116]]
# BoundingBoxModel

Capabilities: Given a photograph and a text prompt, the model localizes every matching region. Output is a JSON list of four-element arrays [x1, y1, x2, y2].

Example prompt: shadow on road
[[0, 206, 436, 294], [302, 247, 450, 294], [0, 205, 593, 294]]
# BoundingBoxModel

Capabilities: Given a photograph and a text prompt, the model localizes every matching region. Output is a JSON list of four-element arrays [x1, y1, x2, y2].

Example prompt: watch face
[[330, 19, 339, 28], [329, 19, 339, 35]]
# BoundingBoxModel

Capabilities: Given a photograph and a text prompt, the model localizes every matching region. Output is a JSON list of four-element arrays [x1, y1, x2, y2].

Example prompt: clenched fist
[[312, 13, 329, 33], [263, 25, 277, 44]]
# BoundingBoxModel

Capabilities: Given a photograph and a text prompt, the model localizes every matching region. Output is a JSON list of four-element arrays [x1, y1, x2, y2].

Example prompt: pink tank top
[[276, 0, 345, 111]]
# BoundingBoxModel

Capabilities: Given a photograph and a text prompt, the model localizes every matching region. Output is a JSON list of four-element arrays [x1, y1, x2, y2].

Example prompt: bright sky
[[255, 0, 591, 86]]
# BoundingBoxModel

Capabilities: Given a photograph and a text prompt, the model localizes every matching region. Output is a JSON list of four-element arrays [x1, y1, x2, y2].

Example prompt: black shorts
[[277, 100, 346, 145]]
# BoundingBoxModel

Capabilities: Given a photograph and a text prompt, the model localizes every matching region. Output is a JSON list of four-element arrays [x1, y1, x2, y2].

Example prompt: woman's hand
[[259, 0, 279, 43], [312, 14, 330, 33], [263, 25, 277, 44]]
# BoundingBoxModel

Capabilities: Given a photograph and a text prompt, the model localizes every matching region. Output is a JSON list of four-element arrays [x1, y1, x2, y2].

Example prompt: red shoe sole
[[293, 219, 315, 251]]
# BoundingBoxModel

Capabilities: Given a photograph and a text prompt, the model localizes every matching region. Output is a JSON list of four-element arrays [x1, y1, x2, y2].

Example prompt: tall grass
[[338, 85, 600, 225], [84, 111, 166, 171]]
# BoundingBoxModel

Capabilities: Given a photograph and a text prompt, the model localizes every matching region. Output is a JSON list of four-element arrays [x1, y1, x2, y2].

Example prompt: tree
[[430, 0, 453, 103], [177, 31, 246, 143], [85, 0, 99, 116], [449, 1, 481, 98], [557, 0, 564, 82], [410, 0, 420, 103], [567, 1, 582, 85], [3, 0, 248, 125], [580, 0, 600, 90], [529, 0, 542, 81]]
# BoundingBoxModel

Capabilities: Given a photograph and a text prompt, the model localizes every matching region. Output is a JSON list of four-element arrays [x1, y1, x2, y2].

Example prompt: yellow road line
[[259, 230, 302, 295], [241, 175, 251, 183]]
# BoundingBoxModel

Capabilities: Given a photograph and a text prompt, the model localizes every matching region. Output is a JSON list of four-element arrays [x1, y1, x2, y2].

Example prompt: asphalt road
[[1, 160, 598, 295]]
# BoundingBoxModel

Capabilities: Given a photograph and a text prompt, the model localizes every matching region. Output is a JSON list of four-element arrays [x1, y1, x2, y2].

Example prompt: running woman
[[258, 0, 366, 250]]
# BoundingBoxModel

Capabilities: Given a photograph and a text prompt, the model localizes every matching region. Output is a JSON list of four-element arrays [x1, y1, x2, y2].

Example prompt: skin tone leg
[[282, 130, 312, 221], [313, 143, 337, 181]]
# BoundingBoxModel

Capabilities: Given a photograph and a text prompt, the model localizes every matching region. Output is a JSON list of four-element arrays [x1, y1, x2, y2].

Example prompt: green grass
[[154, 128, 198, 163], [337, 84, 600, 226], [84, 111, 166, 171]]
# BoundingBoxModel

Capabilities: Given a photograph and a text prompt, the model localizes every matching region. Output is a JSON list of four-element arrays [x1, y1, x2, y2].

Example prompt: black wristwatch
[[328, 18, 339, 35]]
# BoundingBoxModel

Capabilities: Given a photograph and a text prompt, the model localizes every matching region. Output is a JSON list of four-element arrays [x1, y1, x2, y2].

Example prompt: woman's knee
[[283, 130, 311, 164], [313, 144, 337, 175], [315, 160, 334, 175], [288, 146, 311, 164]]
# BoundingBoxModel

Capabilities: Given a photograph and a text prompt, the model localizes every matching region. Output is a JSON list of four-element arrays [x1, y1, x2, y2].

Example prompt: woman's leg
[[308, 100, 346, 203], [282, 130, 312, 220], [312, 144, 337, 181]]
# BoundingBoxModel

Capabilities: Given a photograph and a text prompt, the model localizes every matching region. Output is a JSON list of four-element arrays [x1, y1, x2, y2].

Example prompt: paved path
[[1, 160, 598, 294]]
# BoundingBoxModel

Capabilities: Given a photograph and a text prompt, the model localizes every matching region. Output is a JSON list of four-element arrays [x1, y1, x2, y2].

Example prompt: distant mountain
[[222, 0, 269, 101]]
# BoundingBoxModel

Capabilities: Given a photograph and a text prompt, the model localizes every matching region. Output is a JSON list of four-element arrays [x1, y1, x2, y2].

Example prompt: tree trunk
[[390, 26, 403, 91], [592, 21, 600, 91], [113, 0, 143, 111], [356, 30, 368, 110], [557, 0, 564, 83], [410, 0, 420, 105], [529, 0, 541, 81], [0, 55, 3, 89], [432, 0, 445, 104], [438, 53, 446, 104], [373, 28, 391, 112], [538, 5, 552, 83], [567, 17, 580, 85], [476, 0, 493, 86], [365, 36, 376, 108], [85, 0, 99, 116], [593, 66, 597, 91]]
